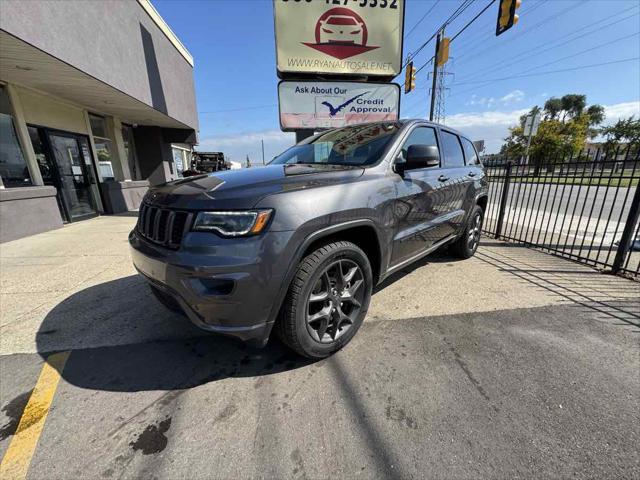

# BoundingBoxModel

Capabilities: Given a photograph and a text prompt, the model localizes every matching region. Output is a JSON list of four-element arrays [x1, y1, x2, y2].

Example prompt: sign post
[[522, 111, 541, 165]]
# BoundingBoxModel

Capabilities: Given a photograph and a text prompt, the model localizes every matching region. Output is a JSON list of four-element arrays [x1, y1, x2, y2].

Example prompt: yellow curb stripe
[[0, 351, 70, 480]]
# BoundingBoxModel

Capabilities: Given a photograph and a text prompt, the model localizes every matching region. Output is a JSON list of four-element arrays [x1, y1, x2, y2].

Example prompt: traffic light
[[496, 0, 521, 36], [436, 37, 450, 67], [404, 62, 417, 94]]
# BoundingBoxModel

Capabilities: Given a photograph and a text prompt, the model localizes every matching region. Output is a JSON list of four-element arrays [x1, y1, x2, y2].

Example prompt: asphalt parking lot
[[1, 215, 639, 479]]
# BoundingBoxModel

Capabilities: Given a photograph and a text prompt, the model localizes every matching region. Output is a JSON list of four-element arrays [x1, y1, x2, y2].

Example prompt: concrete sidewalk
[[1, 216, 639, 479]]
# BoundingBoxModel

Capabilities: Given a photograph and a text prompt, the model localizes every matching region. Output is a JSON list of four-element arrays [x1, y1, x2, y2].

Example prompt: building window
[[171, 145, 191, 178], [88, 113, 115, 181], [0, 86, 32, 187], [121, 124, 141, 180]]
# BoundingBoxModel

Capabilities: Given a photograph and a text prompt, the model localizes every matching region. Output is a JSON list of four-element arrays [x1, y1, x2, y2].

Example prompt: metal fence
[[482, 146, 640, 279]]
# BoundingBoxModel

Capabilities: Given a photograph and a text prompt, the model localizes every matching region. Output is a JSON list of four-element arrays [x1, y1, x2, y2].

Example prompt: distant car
[[130, 120, 488, 358], [319, 15, 364, 45]]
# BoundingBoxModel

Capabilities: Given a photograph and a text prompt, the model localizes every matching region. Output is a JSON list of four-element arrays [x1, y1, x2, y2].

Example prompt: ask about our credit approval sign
[[278, 81, 400, 131], [274, 0, 405, 77]]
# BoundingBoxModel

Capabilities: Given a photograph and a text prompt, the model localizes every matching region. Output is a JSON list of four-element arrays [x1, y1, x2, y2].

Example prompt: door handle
[[468, 172, 477, 177], [438, 175, 449, 182]]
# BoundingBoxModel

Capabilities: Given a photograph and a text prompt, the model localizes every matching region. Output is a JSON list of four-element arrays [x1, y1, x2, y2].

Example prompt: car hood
[[144, 164, 365, 210]]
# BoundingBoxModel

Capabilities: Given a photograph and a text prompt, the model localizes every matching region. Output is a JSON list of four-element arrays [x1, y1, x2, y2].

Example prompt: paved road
[[1, 217, 639, 479]]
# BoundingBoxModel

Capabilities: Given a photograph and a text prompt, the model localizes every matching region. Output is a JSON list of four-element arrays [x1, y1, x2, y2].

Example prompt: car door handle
[[438, 175, 449, 182], [468, 172, 477, 177]]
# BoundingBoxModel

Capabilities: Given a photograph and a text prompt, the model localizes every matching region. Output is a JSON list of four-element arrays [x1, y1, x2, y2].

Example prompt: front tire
[[452, 205, 483, 259], [277, 241, 373, 358]]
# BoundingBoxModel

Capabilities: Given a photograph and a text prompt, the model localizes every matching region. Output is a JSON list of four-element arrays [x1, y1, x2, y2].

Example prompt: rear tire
[[149, 285, 183, 313], [452, 205, 483, 259], [277, 241, 373, 359]]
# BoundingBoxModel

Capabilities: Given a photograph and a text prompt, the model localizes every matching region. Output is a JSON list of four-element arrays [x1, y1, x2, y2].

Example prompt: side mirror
[[406, 145, 440, 169]]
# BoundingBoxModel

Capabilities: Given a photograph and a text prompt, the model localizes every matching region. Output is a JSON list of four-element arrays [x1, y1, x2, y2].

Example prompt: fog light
[[198, 278, 234, 296]]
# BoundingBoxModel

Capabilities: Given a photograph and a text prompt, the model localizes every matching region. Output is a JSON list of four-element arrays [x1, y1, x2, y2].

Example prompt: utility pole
[[429, 31, 442, 122], [261, 139, 265, 165]]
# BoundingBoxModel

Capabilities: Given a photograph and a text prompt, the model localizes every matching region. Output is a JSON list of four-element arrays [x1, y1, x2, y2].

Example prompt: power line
[[454, 4, 639, 84], [404, 0, 442, 39], [402, 0, 476, 70], [450, 0, 497, 42], [452, 0, 548, 52], [455, 0, 583, 62], [451, 31, 640, 86], [448, 57, 640, 99], [407, 0, 496, 82]]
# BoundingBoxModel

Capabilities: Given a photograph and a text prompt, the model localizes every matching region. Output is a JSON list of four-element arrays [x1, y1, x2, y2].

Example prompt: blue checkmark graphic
[[321, 92, 369, 117]]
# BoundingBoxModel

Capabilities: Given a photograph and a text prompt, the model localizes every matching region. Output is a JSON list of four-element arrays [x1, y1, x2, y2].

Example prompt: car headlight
[[192, 210, 273, 237]]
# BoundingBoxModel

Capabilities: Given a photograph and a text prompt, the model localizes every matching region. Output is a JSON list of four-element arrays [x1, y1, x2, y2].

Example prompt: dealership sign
[[278, 81, 400, 131], [274, 0, 405, 77]]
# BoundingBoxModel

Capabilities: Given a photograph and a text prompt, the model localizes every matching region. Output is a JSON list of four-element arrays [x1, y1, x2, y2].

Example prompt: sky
[[153, 0, 640, 159]]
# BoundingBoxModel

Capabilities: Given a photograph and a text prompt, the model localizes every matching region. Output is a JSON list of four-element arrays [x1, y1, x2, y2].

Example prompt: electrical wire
[[451, 0, 548, 52], [455, 0, 583, 62], [404, 0, 495, 85], [454, 4, 639, 84], [451, 0, 497, 42], [448, 57, 640, 99], [404, 0, 442, 39], [402, 0, 476, 69], [450, 31, 640, 86]]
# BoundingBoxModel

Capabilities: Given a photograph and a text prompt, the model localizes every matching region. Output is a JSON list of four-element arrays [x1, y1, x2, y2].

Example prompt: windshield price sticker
[[278, 80, 400, 131], [274, 0, 404, 76]]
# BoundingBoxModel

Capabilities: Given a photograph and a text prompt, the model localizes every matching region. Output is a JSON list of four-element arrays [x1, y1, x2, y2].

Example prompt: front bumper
[[129, 228, 295, 346]]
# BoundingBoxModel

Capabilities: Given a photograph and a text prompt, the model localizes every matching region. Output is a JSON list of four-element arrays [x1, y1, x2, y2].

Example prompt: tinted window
[[271, 122, 400, 166], [440, 131, 465, 167], [399, 126, 439, 163], [0, 86, 32, 188], [461, 137, 479, 165]]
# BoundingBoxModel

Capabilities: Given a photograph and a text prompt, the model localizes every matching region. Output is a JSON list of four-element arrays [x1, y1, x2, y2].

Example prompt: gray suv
[[129, 120, 488, 358]]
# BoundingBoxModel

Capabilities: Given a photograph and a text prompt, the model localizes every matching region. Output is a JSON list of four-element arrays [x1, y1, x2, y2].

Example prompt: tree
[[544, 97, 562, 120], [586, 105, 605, 126], [501, 94, 606, 166], [559, 94, 586, 122], [600, 116, 640, 154]]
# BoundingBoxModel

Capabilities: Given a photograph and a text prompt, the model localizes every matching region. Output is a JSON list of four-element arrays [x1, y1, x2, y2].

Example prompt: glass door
[[46, 132, 98, 222]]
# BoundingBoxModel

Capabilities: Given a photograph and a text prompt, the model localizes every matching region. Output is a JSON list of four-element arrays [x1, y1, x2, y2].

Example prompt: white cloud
[[602, 101, 640, 123], [195, 101, 640, 160], [197, 129, 295, 164], [466, 90, 524, 108], [466, 95, 496, 108], [499, 89, 525, 105], [445, 101, 640, 153]]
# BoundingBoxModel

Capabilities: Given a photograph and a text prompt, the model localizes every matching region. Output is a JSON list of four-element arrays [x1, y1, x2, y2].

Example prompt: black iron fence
[[482, 146, 640, 278]]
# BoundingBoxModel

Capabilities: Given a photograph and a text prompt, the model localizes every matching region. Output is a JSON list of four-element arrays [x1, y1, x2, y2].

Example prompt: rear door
[[390, 125, 452, 265], [437, 129, 473, 237]]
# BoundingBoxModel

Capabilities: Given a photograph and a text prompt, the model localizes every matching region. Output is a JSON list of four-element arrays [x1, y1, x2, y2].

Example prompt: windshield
[[270, 123, 401, 167]]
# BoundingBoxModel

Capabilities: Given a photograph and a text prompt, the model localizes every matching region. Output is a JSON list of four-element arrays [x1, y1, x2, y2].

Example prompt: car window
[[270, 123, 400, 166], [440, 131, 465, 167], [399, 126, 439, 165], [461, 137, 479, 165]]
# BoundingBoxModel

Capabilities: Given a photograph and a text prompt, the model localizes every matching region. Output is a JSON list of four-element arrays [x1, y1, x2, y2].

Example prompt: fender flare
[[265, 219, 384, 327]]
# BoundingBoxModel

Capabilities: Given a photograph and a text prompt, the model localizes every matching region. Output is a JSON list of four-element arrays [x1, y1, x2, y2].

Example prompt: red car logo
[[303, 7, 379, 60]]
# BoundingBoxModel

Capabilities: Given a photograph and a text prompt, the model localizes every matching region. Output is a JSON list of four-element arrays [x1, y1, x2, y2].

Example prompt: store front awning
[[0, 30, 192, 130]]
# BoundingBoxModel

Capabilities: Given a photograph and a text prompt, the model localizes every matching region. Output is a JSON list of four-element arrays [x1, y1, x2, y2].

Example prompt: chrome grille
[[137, 203, 192, 248]]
